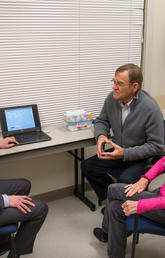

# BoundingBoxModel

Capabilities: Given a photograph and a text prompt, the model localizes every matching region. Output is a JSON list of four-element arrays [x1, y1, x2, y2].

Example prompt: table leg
[[81, 148, 85, 195], [68, 149, 96, 211]]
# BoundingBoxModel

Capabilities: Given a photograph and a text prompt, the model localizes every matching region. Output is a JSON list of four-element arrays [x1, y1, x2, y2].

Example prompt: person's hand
[[99, 140, 124, 160], [97, 135, 111, 158], [0, 137, 18, 149], [121, 200, 138, 216], [8, 195, 35, 214], [124, 177, 149, 197]]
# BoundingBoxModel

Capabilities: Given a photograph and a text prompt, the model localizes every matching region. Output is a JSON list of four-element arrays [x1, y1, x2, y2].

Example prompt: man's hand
[[97, 135, 111, 158], [8, 195, 35, 214], [0, 137, 18, 149], [99, 140, 124, 160], [121, 200, 138, 216], [124, 177, 149, 197]]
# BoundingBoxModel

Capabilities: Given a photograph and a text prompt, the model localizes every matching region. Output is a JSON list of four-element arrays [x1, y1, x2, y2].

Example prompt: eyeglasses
[[111, 79, 132, 87]]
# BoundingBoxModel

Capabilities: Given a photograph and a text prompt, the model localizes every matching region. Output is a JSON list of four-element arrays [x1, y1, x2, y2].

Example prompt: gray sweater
[[95, 90, 165, 161]]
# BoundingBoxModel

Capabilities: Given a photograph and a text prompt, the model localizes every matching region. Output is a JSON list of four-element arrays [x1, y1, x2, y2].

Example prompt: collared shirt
[[120, 99, 133, 125], [2, 194, 10, 207]]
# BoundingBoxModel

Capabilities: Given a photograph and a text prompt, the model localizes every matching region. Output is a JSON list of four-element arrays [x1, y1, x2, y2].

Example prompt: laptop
[[0, 104, 51, 146]]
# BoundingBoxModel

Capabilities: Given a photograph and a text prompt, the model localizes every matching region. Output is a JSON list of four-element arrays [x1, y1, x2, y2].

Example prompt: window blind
[[0, 0, 144, 125]]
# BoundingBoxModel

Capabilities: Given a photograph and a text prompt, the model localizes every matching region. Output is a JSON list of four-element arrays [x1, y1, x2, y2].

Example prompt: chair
[[0, 223, 18, 258], [126, 214, 165, 258]]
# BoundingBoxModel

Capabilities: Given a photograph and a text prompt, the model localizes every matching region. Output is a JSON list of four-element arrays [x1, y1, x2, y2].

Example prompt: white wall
[[1, 0, 165, 196], [0, 152, 75, 196], [143, 0, 165, 116], [143, 0, 165, 188]]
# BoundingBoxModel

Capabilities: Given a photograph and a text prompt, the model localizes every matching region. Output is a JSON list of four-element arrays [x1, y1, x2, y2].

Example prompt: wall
[[0, 145, 97, 196], [143, 0, 165, 116], [0, 152, 75, 196], [1, 0, 165, 196], [143, 0, 165, 189]]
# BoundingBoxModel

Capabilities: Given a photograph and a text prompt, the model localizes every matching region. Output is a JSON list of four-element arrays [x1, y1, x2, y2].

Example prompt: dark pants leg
[[0, 179, 31, 251], [5, 199, 48, 256], [102, 183, 164, 258], [0, 179, 48, 256], [81, 149, 147, 201], [0, 178, 31, 196]]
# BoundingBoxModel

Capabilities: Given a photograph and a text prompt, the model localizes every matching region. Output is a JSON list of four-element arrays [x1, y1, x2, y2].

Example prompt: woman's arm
[[137, 193, 165, 214], [142, 156, 165, 183], [122, 191, 165, 216], [125, 156, 165, 197]]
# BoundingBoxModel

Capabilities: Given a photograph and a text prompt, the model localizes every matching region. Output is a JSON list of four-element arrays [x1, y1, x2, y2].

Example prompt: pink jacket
[[137, 156, 165, 214]]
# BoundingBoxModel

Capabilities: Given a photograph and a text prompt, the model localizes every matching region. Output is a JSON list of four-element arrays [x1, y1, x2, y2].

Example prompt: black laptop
[[0, 104, 51, 145]]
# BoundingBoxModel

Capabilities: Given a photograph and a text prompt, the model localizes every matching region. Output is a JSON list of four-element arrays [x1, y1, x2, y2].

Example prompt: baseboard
[[31, 183, 91, 202]]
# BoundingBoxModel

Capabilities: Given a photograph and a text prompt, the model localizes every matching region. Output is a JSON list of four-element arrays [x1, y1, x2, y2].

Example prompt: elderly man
[[0, 137, 48, 258], [82, 63, 164, 208]]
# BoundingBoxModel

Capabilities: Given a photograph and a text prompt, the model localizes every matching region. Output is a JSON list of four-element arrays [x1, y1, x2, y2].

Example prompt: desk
[[0, 124, 96, 211]]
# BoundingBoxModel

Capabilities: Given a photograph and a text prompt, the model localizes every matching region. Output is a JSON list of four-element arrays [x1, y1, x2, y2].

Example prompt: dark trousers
[[0, 179, 48, 256], [81, 148, 147, 201], [102, 183, 165, 258]]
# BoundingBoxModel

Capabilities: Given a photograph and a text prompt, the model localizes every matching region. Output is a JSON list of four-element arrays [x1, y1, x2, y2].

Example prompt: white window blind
[[0, 0, 144, 126]]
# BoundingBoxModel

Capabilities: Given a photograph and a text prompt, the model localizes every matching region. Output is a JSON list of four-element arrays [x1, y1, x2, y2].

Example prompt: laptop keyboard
[[14, 131, 50, 144]]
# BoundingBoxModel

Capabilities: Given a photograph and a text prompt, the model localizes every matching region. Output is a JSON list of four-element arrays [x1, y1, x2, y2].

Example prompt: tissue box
[[64, 109, 93, 131]]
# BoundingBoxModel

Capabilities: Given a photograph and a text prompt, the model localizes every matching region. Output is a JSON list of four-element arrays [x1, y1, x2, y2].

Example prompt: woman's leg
[[102, 183, 161, 258]]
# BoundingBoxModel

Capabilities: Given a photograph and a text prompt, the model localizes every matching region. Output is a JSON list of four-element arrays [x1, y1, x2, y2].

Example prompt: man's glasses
[[111, 79, 132, 87]]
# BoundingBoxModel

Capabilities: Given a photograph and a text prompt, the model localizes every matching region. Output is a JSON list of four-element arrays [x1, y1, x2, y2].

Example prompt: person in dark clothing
[[0, 137, 48, 257]]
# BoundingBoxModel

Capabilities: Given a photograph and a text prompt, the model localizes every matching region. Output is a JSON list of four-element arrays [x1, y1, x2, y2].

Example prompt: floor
[[2, 191, 165, 258]]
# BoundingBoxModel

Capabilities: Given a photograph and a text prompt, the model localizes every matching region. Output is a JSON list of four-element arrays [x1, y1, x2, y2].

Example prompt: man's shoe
[[93, 228, 108, 242], [101, 207, 105, 215]]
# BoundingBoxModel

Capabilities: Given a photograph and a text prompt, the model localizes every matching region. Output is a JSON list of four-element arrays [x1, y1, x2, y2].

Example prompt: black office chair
[[0, 223, 18, 258], [126, 214, 165, 258]]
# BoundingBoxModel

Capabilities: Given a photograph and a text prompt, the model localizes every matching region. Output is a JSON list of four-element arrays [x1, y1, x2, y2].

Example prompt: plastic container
[[64, 110, 93, 131]]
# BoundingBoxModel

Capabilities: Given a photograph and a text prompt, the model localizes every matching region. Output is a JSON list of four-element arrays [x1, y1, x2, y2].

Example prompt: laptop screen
[[0, 104, 42, 137], [5, 106, 35, 131]]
